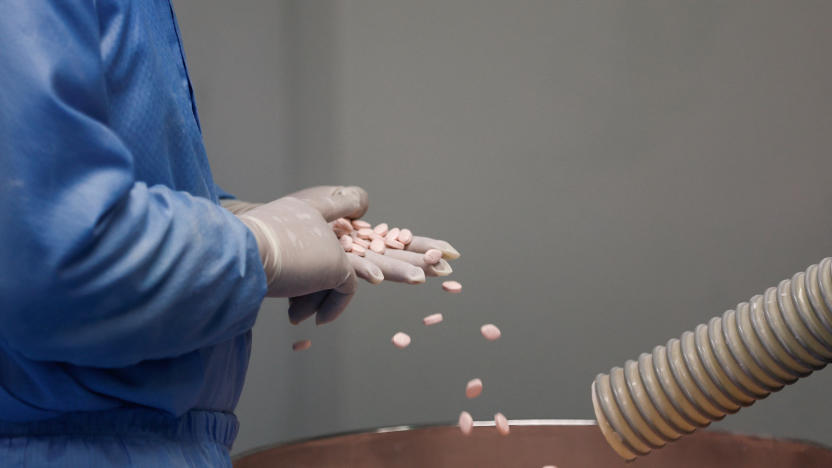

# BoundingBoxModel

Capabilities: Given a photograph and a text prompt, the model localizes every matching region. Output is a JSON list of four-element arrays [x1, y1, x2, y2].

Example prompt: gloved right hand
[[237, 192, 362, 324]]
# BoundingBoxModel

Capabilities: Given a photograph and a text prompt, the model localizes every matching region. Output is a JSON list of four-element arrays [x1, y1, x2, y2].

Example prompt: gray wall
[[174, 0, 832, 456]]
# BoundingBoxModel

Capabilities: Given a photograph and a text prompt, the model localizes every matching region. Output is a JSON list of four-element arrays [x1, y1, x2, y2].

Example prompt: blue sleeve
[[215, 184, 238, 201], [0, 2, 268, 367]]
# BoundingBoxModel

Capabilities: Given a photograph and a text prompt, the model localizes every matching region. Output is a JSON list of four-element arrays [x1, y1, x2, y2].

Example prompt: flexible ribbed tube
[[592, 258, 832, 461]]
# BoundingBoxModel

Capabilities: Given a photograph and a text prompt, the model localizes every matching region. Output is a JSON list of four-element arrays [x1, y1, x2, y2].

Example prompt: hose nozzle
[[592, 258, 832, 460]]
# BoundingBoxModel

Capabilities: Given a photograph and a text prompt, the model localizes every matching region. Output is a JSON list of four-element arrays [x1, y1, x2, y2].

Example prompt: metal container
[[232, 419, 832, 467]]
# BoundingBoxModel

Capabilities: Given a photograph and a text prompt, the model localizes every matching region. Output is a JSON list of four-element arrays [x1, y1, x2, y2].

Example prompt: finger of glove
[[289, 186, 369, 221], [334, 267, 358, 295], [404, 236, 461, 259], [288, 290, 328, 324], [379, 249, 453, 277], [315, 270, 357, 324], [363, 250, 425, 284], [315, 288, 356, 325], [348, 254, 384, 284]]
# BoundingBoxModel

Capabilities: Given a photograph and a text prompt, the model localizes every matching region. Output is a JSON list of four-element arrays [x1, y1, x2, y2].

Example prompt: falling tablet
[[494, 413, 510, 436], [392, 332, 411, 349], [466, 378, 483, 399], [458, 411, 473, 436], [292, 340, 311, 351], [423, 313, 443, 326], [442, 281, 462, 293], [480, 324, 501, 341]]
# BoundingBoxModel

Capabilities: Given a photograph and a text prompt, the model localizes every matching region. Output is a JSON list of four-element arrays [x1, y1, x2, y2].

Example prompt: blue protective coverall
[[0, 1, 268, 465]]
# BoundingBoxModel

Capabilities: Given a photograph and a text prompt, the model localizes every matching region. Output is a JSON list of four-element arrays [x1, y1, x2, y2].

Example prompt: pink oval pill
[[392, 332, 411, 349], [357, 228, 374, 239], [480, 324, 501, 341], [292, 339, 311, 351], [385, 238, 405, 249], [351, 244, 366, 256], [397, 228, 413, 245], [423, 249, 442, 264], [352, 219, 371, 230], [442, 280, 462, 293], [458, 411, 473, 436], [423, 313, 443, 326], [465, 378, 483, 399], [339, 235, 353, 251], [386, 228, 401, 241], [370, 238, 386, 254], [353, 237, 370, 248], [542, 466, 557, 468], [494, 413, 510, 436], [333, 218, 353, 232], [373, 223, 389, 236]]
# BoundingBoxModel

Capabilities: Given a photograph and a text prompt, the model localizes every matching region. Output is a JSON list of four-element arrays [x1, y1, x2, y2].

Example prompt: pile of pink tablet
[[333, 218, 410, 256]]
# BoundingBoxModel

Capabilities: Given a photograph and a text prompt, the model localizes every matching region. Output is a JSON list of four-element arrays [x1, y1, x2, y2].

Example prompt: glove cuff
[[239, 215, 282, 291]]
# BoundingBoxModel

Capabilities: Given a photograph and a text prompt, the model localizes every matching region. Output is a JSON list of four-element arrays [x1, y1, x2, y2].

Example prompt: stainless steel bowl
[[232, 419, 832, 467]]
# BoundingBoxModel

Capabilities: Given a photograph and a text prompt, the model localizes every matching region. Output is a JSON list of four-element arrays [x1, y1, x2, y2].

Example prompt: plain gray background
[[173, 0, 832, 456]]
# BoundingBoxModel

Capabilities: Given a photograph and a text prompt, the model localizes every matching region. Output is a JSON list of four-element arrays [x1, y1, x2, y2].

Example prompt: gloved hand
[[284, 187, 461, 286], [222, 188, 459, 286], [224, 185, 462, 323], [235, 186, 368, 324]]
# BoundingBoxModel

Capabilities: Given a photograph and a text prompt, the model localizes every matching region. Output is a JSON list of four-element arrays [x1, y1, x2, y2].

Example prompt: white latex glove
[[222, 186, 461, 321], [224, 189, 459, 286], [235, 186, 368, 324], [346, 237, 460, 285], [220, 199, 260, 216], [220, 185, 370, 217]]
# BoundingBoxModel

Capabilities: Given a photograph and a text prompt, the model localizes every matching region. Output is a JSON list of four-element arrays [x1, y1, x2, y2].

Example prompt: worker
[[0, 2, 458, 466]]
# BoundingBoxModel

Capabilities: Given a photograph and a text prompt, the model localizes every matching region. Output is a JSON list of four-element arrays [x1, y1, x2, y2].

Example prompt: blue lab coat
[[0, 0, 268, 465]]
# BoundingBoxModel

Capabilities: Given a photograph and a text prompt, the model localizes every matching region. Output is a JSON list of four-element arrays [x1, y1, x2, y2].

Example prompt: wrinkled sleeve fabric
[[0, 2, 267, 367]]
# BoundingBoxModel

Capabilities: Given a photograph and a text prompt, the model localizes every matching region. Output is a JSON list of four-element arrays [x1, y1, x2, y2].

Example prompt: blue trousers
[[0, 409, 236, 467]]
